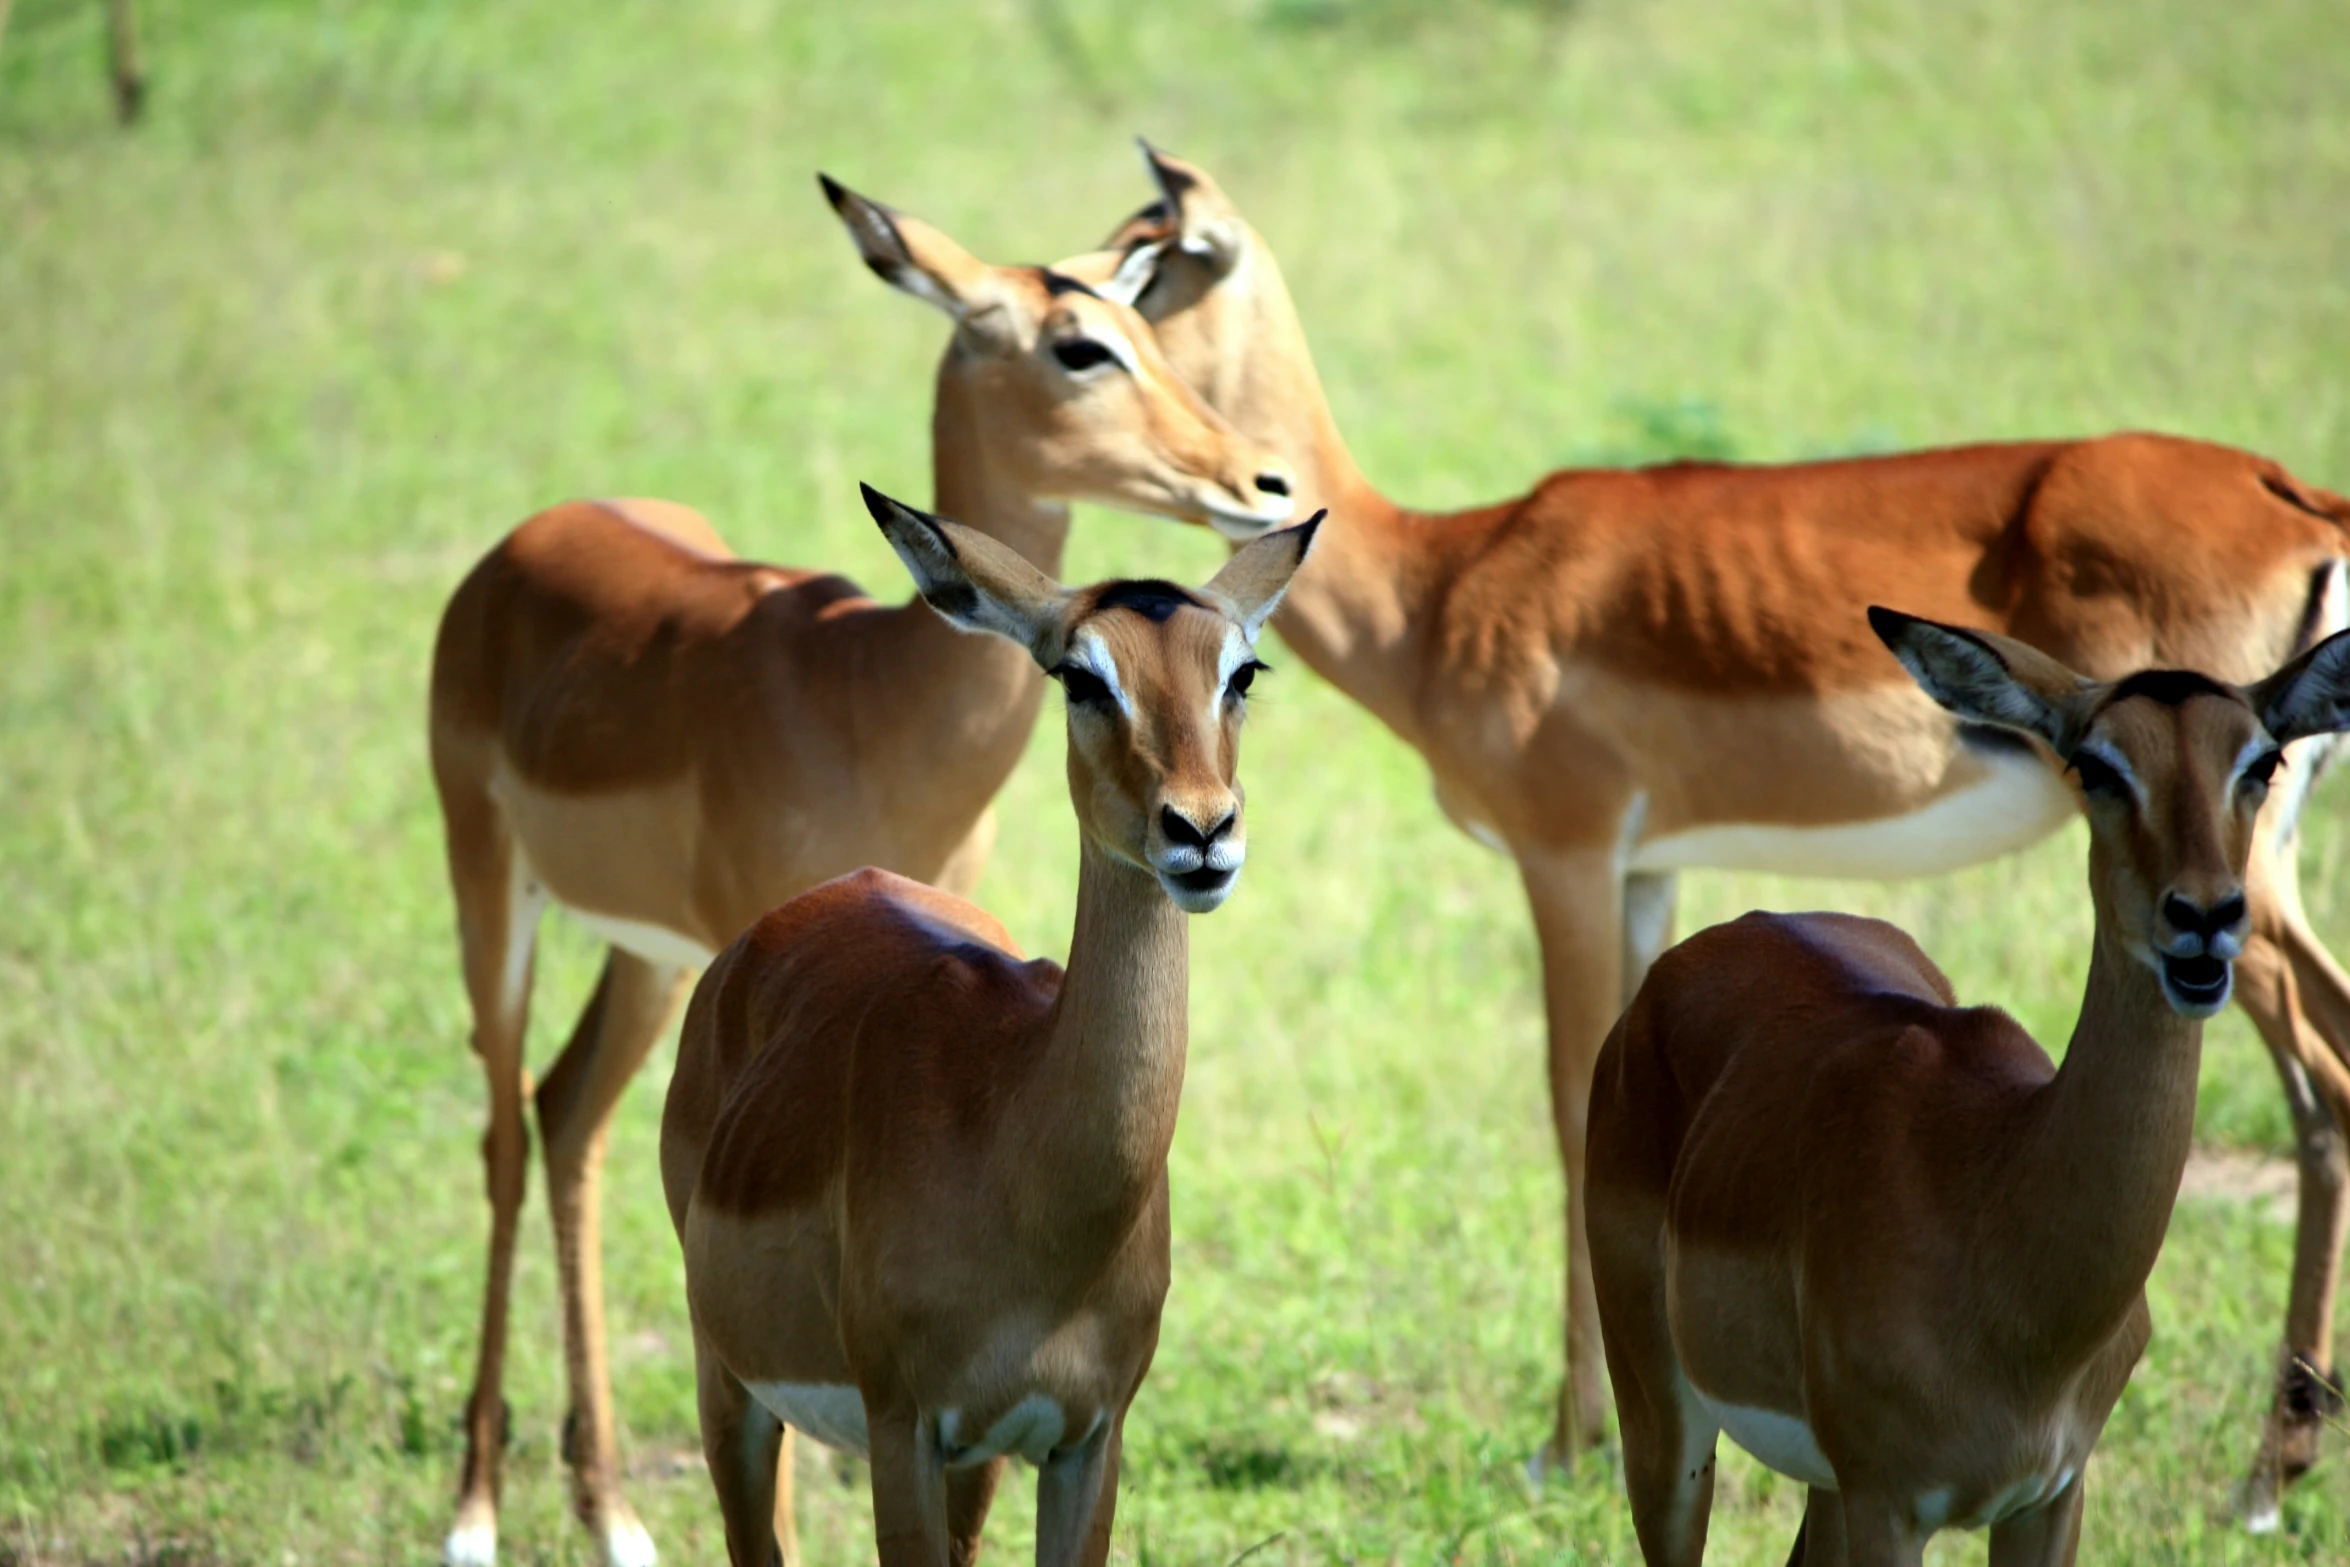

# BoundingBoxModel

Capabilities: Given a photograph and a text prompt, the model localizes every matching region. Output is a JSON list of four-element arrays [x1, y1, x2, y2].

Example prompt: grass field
[[5, 0, 2350, 1561]]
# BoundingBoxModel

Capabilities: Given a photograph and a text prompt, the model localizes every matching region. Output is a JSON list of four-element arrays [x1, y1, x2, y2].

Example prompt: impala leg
[[1834, 1492, 1925, 1567], [537, 948, 696, 1567], [868, 1408, 952, 1567], [1622, 869, 1679, 1004], [944, 1456, 1005, 1567], [1521, 847, 1629, 1468], [1987, 1472, 2085, 1567], [1034, 1416, 1121, 1567], [2233, 834, 2350, 1527], [441, 789, 547, 1567], [693, 1331, 794, 1567], [1787, 1487, 1848, 1567]]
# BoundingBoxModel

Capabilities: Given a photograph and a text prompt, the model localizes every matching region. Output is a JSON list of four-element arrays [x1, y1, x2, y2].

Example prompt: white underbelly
[[745, 1381, 869, 1455], [1695, 1392, 1838, 1489], [1631, 748, 2077, 879], [565, 906, 717, 970]]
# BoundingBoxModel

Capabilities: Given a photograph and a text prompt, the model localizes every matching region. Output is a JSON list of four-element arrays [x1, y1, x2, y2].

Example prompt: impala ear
[[1093, 239, 1168, 308], [1204, 511, 1323, 640], [2250, 627, 2350, 744], [820, 175, 1012, 334], [862, 484, 1070, 663], [1868, 607, 2094, 755], [1136, 138, 1246, 274]]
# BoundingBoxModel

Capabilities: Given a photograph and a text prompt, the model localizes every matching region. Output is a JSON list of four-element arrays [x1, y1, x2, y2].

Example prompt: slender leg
[[104, 0, 143, 123], [442, 792, 547, 1567], [1034, 1417, 1121, 1567], [1834, 1492, 1925, 1567], [2235, 830, 2350, 1527], [538, 949, 696, 1567], [1521, 847, 1631, 1468], [1787, 1487, 1848, 1567], [694, 1333, 792, 1567], [944, 1456, 1005, 1567], [1622, 869, 1680, 1004], [868, 1406, 951, 1567], [1987, 1472, 2084, 1567]]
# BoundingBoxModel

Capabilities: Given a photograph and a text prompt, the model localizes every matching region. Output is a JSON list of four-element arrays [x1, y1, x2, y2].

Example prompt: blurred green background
[[3, 0, 2348, 1560]]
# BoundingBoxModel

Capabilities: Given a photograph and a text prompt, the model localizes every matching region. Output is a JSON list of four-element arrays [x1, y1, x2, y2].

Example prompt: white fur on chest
[[1631, 747, 2077, 879]]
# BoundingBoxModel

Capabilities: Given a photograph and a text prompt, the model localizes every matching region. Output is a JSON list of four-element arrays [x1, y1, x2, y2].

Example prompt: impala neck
[[1002, 839, 1190, 1249], [1990, 915, 2204, 1357], [1224, 248, 1432, 742], [859, 353, 1071, 795]]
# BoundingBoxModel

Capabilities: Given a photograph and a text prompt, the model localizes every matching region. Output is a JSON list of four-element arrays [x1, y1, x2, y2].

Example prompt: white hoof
[[2243, 1497, 2282, 1535], [603, 1513, 658, 1567], [444, 1517, 498, 1567]]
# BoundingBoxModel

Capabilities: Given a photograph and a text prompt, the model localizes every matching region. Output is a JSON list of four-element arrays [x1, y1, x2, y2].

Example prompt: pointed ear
[[1136, 139, 1245, 274], [1095, 239, 1167, 307], [820, 174, 1004, 323], [861, 484, 1070, 663], [2248, 628, 2350, 744], [1204, 511, 1322, 640], [1867, 607, 2094, 755]]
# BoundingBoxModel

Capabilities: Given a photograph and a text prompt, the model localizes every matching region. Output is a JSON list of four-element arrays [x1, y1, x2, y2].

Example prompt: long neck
[[999, 839, 1191, 1248], [1984, 916, 2204, 1358], [1220, 247, 1436, 742], [855, 352, 1070, 801]]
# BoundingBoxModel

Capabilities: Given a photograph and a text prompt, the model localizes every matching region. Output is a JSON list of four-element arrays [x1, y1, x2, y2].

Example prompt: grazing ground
[[4, 0, 2350, 1561]]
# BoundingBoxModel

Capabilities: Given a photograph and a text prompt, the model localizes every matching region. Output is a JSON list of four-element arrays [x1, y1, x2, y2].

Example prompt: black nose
[[1254, 472, 1290, 497], [1161, 806, 1235, 849], [2163, 892, 2247, 939]]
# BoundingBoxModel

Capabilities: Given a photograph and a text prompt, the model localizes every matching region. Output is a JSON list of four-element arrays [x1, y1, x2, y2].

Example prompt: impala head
[[1872, 608, 2350, 1018], [1053, 142, 1302, 463], [820, 175, 1295, 538], [864, 483, 1319, 911]]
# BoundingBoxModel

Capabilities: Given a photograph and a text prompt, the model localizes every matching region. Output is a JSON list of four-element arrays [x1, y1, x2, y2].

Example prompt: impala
[[1586, 611, 2350, 1566], [1075, 144, 2350, 1505], [427, 180, 1293, 1567], [660, 485, 1317, 1567]]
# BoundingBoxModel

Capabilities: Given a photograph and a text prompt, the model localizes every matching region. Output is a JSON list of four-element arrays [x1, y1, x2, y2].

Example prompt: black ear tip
[[858, 481, 898, 524], [1296, 509, 1328, 548], [817, 172, 848, 208], [1865, 605, 1910, 644]]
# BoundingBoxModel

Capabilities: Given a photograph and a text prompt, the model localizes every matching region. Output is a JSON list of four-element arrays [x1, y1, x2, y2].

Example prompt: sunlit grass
[[4, 0, 2350, 1560]]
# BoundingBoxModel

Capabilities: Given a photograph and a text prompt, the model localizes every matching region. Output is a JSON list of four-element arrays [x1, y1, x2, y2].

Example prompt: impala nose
[[2155, 886, 2246, 1017], [1160, 805, 1235, 853], [1154, 802, 1244, 912], [1255, 471, 1290, 498]]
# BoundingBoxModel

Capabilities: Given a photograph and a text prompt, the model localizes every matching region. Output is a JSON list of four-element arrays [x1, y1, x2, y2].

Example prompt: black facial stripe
[[2096, 668, 2238, 713], [1094, 579, 1202, 623], [1040, 269, 1101, 300]]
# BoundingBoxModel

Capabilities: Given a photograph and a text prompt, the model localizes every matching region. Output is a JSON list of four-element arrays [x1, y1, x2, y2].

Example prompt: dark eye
[[1226, 659, 1268, 702], [2244, 750, 2285, 793], [1052, 338, 1115, 373], [1052, 663, 1112, 707], [2070, 750, 2127, 798]]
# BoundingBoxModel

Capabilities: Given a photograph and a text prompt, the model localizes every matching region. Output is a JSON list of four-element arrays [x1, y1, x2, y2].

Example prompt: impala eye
[[1052, 663, 1113, 707], [2070, 750, 2128, 799], [1052, 338, 1115, 373], [2244, 750, 2285, 793], [1226, 659, 1269, 702]]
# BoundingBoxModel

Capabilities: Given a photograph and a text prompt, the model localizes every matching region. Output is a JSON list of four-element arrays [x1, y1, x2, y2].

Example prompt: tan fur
[[428, 183, 1292, 1567], [1076, 148, 2350, 1486], [661, 500, 1314, 1567], [1586, 623, 2350, 1565]]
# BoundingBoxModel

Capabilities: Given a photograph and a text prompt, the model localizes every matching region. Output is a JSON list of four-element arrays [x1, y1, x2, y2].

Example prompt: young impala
[[660, 485, 1318, 1567], [1586, 611, 2350, 1566], [1073, 144, 2350, 1503], [428, 182, 1292, 1567]]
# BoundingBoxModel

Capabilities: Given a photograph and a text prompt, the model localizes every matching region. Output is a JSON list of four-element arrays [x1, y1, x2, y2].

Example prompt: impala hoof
[[444, 1514, 497, 1567], [602, 1512, 657, 1567]]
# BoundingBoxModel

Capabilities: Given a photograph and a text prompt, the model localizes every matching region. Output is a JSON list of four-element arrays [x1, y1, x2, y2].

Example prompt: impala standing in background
[[1588, 613, 2350, 1566], [662, 487, 1317, 1567], [428, 181, 1293, 1567], [1077, 144, 2350, 1510]]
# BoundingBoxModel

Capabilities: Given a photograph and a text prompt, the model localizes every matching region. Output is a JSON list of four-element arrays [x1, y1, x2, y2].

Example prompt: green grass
[[4, 0, 2350, 1560]]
